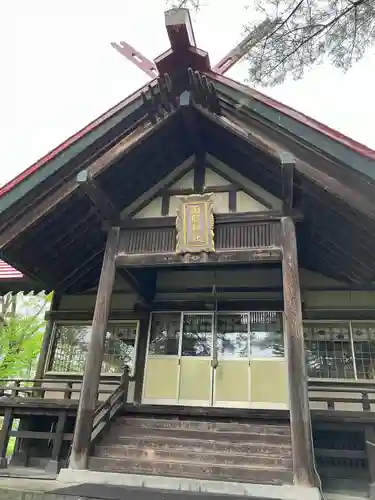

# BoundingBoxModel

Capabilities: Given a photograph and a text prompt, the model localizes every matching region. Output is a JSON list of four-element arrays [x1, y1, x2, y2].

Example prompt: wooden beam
[[179, 91, 205, 194], [69, 227, 119, 470], [46, 309, 147, 322], [209, 104, 375, 221], [76, 170, 119, 225], [0, 114, 176, 250], [116, 268, 150, 307], [280, 152, 295, 214], [165, 8, 196, 50], [116, 248, 282, 268], [121, 210, 302, 229], [281, 216, 315, 487]]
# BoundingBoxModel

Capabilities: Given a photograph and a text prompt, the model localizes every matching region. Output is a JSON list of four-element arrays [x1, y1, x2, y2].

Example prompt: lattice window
[[304, 322, 355, 379], [351, 322, 375, 380], [49, 322, 139, 375]]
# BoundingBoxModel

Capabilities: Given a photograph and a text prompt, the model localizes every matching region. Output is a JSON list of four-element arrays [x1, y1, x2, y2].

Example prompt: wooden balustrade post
[[121, 366, 130, 404], [281, 217, 316, 487], [11, 381, 20, 397], [69, 227, 119, 470], [0, 409, 13, 468], [46, 410, 67, 474]]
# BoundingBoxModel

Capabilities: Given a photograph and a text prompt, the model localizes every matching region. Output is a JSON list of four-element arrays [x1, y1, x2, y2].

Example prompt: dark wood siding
[[119, 221, 280, 255]]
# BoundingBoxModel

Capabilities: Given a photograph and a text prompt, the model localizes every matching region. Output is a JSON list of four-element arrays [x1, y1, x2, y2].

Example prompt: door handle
[[211, 359, 218, 369]]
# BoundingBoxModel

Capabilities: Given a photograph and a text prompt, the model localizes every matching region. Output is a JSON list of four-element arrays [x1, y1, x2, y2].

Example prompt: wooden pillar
[[0, 409, 13, 468], [35, 292, 61, 380], [69, 227, 119, 470], [133, 312, 151, 404], [281, 216, 315, 487]]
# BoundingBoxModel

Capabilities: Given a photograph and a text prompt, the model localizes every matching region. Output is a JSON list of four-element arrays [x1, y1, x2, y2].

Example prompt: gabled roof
[[0, 7, 375, 292]]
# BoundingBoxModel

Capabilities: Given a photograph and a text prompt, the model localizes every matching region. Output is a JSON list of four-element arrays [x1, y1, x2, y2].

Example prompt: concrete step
[[96, 434, 292, 457], [95, 444, 293, 468], [88, 456, 293, 485], [102, 425, 291, 446], [114, 417, 291, 436]]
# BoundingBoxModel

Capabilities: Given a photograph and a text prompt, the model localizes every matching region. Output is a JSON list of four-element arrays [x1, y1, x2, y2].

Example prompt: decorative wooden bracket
[[76, 170, 120, 226], [116, 268, 155, 307], [280, 152, 295, 215]]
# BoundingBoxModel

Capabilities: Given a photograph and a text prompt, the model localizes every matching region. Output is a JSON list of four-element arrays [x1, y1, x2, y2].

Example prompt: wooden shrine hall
[[1, 7, 375, 500]]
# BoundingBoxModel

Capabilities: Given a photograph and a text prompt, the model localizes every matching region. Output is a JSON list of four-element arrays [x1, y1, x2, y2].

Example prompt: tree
[[0, 293, 51, 379], [168, 0, 375, 85]]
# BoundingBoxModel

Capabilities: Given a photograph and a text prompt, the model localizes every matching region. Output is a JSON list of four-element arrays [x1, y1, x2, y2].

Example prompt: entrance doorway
[[142, 311, 289, 409]]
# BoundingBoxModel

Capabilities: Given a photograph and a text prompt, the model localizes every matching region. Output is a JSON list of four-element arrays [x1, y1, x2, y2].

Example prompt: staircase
[[89, 415, 293, 485]]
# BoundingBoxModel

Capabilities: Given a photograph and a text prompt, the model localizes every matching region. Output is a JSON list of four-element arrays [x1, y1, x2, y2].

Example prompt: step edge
[[96, 436, 292, 451], [88, 456, 292, 471], [95, 448, 293, 461]]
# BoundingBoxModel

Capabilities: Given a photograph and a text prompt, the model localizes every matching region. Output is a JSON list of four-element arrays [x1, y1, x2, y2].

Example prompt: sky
[[1, 0, 374, 188]]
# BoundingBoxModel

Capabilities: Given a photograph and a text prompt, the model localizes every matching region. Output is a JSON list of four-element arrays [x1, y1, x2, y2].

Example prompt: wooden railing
[[309, 380, 375, 412], [0, 378, 119, 401], [0, 375, 128, 472], [91, 369, 129, 444]]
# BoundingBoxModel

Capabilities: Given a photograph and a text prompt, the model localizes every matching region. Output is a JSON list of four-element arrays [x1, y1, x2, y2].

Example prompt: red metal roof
[[1, 74, 374, 202], [209, 72, 375, 161], [0, 79, 157, 199], [0, 260, 23, 279]]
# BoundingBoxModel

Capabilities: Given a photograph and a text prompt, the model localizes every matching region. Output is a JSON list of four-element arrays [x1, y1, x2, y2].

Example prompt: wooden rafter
[[198, 105, 375, 221], [0, 114, 177, 251], [76, 170, 120, 226], [280, 152, 295, 214], [179, 92, 205, 193]]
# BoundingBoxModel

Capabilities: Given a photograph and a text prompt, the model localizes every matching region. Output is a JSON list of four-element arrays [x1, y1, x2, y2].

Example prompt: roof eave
[[207, 72, 375, 180]]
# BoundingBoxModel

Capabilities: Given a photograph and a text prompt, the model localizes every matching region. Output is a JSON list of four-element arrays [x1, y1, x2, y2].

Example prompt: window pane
[[304, 322, 354, 379], [51, 325, 91, 372], [182, 314, 212, 357], [217, 313, 248, 358], [250, 312, 284, 358], [352, 322, 375, 380], [149, 313, 180, 355], [102, 323, 139, 374], [51, 323, 138, 374]]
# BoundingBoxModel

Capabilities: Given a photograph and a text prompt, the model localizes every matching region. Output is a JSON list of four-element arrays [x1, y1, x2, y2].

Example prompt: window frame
[[304, 319, 375, 382], [46, 319, 140, 378], [146, 310, 285, 360]]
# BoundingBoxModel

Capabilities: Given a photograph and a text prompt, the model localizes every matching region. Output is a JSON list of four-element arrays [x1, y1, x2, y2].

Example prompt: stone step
[[96, 434, 292, 457], [114, 417, 291, 436], [95, 443, 293, 468], [102, 425, 291, 446], [88, 456, 293, 485]]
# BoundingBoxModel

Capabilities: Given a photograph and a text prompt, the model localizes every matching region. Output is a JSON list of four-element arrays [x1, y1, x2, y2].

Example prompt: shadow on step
[[52, 483, 282, 500]]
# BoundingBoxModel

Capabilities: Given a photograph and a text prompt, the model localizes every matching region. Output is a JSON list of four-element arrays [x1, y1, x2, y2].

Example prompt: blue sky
[[1, 0, 374, 187]]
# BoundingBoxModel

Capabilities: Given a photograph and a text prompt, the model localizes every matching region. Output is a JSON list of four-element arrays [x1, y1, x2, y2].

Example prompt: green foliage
[[0, 293, 52, 379], [167, 0, 375, 85]]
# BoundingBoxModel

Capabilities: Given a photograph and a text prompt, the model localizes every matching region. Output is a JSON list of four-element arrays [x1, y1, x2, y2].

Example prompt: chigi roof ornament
[[111, 8, 276, 79]]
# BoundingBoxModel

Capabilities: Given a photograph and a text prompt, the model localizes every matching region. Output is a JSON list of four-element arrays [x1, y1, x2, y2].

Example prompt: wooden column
[[281, 216, 315, 487], [133, 312, 151, 404], [35, 292, 61, 380], [69, 227, 119, 470]]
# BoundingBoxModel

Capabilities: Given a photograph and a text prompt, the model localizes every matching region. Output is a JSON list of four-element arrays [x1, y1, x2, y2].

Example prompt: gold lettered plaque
[[176, 194, 215, 254]]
